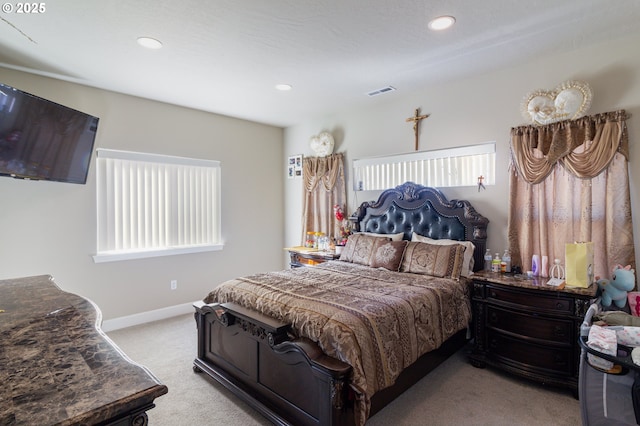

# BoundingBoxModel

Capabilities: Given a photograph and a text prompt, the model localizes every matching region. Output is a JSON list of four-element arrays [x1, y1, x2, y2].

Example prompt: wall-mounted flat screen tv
[[0, 82, 99, 184]]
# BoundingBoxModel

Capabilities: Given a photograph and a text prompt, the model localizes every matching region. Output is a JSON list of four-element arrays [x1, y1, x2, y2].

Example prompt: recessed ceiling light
[[137, 37, 163, 49], [428, 15, 456, 31], [275, 84, 292, 91]]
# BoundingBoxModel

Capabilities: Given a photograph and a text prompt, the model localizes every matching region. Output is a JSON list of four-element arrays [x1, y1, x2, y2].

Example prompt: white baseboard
[[101, 301, 197, 332]]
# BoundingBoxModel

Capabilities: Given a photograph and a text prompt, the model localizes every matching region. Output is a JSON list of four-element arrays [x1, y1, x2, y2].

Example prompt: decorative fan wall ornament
[[521, 80, 593, 125], [309, 131, 335, 157]]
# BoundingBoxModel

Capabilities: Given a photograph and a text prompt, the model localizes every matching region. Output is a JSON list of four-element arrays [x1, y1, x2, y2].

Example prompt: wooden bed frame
[[193, 182, 489, 426]]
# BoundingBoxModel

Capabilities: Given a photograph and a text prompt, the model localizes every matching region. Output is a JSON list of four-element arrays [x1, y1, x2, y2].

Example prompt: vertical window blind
[[352, 142, 495, 191], [93, 149, 222, 263]]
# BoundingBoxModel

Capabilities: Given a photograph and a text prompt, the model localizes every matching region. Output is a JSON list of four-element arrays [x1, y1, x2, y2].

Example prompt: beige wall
[[284, 33, 640, 273], [2, 32, 639, 322], [0, 68, 285, 320]]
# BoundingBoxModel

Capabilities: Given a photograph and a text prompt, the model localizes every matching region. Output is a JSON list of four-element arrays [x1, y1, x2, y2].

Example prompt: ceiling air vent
[[367, 86, 396, 97]]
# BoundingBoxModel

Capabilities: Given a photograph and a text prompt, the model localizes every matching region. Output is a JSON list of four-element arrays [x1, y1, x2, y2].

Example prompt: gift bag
[[628, 292, 640, 316], [565, 242, 594, 288]]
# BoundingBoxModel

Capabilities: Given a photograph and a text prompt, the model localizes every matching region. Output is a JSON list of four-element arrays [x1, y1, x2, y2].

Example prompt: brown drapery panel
[[508, 110, 635, 282], [302, 153, 347, 244]]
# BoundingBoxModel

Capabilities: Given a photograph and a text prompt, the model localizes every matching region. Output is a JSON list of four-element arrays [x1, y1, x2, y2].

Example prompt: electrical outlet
[[170, 280, 178, 290]]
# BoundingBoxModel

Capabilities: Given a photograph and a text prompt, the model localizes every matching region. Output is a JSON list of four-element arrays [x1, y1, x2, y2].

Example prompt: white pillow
[[359, 232, 405, 241], [411, 232, 475, 277]]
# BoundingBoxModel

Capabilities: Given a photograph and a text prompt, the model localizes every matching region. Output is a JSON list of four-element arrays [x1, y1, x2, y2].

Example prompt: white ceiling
[[1, 0, 639, 128]]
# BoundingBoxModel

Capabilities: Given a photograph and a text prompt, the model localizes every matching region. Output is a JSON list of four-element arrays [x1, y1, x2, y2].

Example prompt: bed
[[193, 182, 489, 426]]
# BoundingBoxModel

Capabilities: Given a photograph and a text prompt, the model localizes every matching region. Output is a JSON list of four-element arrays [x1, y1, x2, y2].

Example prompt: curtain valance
[[303, 153, 344, 192], [510, 110, 629, 184]]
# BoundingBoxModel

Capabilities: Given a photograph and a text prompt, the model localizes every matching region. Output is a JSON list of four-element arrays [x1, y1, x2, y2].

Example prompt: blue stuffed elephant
[[597, 265, 636, 308]]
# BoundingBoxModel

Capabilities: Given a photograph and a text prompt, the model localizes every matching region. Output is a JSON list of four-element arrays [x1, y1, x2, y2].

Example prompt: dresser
[[0, 275, 168, 425], [468, 270, 597, 394], [285, 246, 340, 268]]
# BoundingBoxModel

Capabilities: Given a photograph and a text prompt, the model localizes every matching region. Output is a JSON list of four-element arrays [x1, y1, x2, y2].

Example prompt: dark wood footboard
[[193, 301, 469, 426], [193, 301, 354, 426]]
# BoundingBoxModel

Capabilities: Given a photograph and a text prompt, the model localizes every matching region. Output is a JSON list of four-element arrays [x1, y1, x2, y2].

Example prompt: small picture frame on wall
[[288, 154, 303, 179]]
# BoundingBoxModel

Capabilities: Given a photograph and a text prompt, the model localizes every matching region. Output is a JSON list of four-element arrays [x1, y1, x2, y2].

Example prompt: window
[[508, 111, 634, 279], [352, 142, 495, 191], [93, 149, 222, 263]]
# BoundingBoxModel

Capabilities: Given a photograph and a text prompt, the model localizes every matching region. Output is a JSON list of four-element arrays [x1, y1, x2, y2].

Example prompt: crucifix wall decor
[[405, 108, 430, 151]]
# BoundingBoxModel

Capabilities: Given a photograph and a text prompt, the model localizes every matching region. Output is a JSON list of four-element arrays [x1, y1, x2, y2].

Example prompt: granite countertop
[[472, 270, 598, 297], [0, 275, 168, 425]]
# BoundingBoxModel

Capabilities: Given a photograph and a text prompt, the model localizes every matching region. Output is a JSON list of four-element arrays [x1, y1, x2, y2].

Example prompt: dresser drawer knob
[[489, 312, 498, 323], [553, 326, 566, 337], [490, 291, 497, 298], [554, 353, 567, 365], [556, 302, 564, 309]]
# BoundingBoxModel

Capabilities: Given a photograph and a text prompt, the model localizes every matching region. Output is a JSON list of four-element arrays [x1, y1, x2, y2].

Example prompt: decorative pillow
[[411, 232, 475, 277], [400, 241, 466, 279], [340, 233, 391, 265], [369, 240, 409, 271], [359, 231, 405, 241]]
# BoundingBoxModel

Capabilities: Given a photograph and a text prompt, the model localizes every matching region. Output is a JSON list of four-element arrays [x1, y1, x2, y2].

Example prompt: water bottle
[[502, 249, 511, 273], [491, 253, 501, 273], [484, 249, 492, 271]]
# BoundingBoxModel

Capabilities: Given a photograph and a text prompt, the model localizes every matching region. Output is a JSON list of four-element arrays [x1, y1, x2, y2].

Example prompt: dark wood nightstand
[[285, 247, 340, 268], [468, 270, 597, 395]]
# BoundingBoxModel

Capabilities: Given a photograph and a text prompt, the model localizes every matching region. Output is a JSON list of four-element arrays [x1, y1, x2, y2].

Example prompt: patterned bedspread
[[203, 260, 471, 423]]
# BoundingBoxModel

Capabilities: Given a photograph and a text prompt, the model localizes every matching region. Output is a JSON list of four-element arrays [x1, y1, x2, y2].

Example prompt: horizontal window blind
[[353, 142, 495, 191], [94, 149, 222, 262]]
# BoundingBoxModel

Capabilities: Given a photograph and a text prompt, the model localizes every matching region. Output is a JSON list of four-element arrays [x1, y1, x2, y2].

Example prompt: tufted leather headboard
[[352, 182, 489, 272]]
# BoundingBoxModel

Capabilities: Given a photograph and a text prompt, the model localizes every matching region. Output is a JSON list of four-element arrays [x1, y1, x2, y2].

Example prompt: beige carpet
[[107, 314, 581, 425]]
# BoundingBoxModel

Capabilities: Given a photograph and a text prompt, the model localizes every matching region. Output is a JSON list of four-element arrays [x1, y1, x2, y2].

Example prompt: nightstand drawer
[[486, 285, 572, 313], [487, 306, 573, 344], [487, 330, 573, 375]]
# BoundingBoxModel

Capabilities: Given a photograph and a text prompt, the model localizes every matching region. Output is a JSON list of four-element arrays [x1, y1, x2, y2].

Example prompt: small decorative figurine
[[550, 258, 565, 280], [477, 175, 485, 192]]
